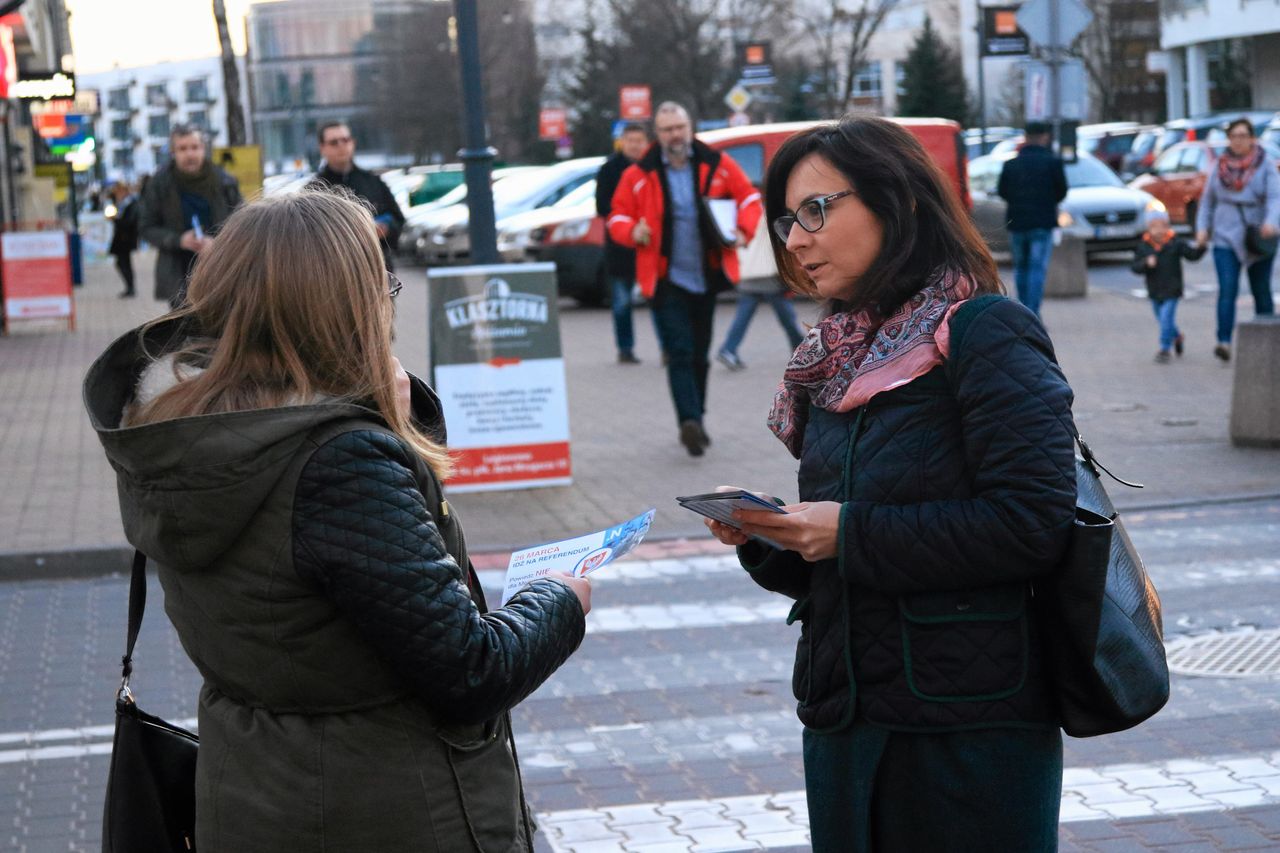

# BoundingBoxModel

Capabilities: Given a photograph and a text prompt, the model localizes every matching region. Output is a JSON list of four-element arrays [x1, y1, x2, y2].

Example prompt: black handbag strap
[[119, 549, 147, 703]]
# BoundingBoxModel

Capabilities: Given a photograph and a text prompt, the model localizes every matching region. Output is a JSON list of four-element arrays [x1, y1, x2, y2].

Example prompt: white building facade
[[80, 56, 248, 181], [1160, 0, 1280, 117]]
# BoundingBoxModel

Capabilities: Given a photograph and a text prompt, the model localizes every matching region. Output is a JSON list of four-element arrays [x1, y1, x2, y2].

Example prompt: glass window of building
[[148, 113, 171, 138], [854, 63, 882, 98], [152, 144, 167, 164], [113, 149, 134, 169], [111, 118, 132, 141], [186, 77, 210, 103], [146, 82, 170, 108], [108, 87, 131, 112], [188, 109, 209, 130]]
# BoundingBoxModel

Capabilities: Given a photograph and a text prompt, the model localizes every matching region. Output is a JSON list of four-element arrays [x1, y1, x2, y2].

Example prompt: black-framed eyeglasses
[[387, 271, 403, 300], [772, 190, 857, 242]]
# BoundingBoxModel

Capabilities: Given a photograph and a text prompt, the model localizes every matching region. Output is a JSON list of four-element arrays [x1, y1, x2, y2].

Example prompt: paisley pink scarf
[[767, 268, 978, 458]]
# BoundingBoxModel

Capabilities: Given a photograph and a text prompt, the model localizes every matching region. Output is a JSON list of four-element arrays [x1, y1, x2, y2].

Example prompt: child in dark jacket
[[1132, 210, 1206, 363]]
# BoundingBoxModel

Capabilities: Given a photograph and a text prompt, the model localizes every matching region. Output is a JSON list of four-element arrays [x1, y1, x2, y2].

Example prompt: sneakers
[[118, 290, 136, 299], [679, 420, 706, 456], [1214, 343, 1231, 362], [1173, 334, 1184, 356], [618, 351, 641, 364], [716, 350, 746, 371], [1154, 350, 1171, 364]]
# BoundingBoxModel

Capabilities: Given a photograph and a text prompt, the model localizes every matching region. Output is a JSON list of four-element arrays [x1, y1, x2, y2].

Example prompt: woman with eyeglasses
[[703, 117, 1077, 851], [84, 190, 591, 851], [1194, 117, 1280, 362]]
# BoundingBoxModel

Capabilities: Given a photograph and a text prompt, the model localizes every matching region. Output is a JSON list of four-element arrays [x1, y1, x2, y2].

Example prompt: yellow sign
[[724, 85, 752, 113], [213, 144, 264, 200], [35, 162, 70, 188]]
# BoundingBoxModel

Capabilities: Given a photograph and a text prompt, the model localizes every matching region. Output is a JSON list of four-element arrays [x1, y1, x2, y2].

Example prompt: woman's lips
[[803, 261, 826, 278]]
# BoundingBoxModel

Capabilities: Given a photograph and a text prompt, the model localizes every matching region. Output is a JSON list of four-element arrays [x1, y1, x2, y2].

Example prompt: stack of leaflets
[[676, 489, 787, 550]]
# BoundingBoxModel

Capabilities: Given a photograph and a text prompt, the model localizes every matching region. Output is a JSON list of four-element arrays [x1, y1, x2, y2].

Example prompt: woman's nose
[[785, 223, 808, 253]]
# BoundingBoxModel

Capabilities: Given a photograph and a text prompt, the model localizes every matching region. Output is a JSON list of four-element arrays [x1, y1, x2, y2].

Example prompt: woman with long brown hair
[[704, 116, 1077, 850], [84, 190, 590, 851]]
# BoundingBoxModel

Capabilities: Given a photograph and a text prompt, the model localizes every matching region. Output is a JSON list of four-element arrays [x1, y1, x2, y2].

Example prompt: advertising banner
[[981, 6, 1030, 56], [428, 263, 571, 492], [1, 231, 74, 331], [539, 108, 568, 141], [619, 85, 652, 120]]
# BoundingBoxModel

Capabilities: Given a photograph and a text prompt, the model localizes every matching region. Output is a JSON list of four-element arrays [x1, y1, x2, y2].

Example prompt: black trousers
[[650, 280, 717, 425], [113, 252, 134, 294]]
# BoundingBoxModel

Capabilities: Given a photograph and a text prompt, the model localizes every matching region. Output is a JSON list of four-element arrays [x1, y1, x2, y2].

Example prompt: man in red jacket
[[607, 102, 762, 456]]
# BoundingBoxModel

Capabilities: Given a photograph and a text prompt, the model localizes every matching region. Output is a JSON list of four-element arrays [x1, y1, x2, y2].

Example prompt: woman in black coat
[[704, 117, 1078, 852]]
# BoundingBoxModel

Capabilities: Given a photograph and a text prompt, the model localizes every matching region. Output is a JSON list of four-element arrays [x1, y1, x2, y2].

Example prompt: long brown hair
[[129, 190, 452, 478], [764, 116, 1002, 315]]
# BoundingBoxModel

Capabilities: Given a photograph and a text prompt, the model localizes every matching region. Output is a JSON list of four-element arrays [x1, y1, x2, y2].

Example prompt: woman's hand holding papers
[[733, 501, 843, 563], [548, 573, 592, 615]]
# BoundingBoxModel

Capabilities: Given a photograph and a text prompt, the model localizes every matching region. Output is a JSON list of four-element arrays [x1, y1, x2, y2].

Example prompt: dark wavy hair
[[764, 116, 1002, 315]]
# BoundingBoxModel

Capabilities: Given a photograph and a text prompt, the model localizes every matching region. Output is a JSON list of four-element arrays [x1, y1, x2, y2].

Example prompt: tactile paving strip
[[1166, 628, 1280, 679]]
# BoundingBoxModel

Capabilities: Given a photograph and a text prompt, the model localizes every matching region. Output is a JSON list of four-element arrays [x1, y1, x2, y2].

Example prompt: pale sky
[[67, 0, 269, 74]]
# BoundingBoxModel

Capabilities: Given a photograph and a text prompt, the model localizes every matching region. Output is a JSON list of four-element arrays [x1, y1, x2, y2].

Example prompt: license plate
[[1093, 224, 1132, 239]]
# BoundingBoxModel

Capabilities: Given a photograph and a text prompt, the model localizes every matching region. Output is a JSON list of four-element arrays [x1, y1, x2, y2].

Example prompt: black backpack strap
[[119, 549, 147, 704]]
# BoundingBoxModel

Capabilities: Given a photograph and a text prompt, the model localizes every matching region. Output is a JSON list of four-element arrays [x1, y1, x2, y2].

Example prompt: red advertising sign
[[539, 107, 568, 141], [619, 85, 652, 120], [1, 231, 75, 332]]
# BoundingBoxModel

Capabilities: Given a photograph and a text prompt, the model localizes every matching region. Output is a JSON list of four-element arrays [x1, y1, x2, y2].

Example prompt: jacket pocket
[[898, 584, 1028, 703], [436, 715, 526, 852], [787, 596, 814, 705]]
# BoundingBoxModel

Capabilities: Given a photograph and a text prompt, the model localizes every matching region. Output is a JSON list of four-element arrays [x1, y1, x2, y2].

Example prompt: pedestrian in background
[[1194, 117, 1280, 362], [106, 181, 140, 298], [705, 117, 1076, 852], [84, 191, 590, 851], [310, 121, 406, 270], [715, 275, 805, 370], [596, 122, 651, 364], [1132, 209, 1205, 363], [139, 124, 243, 307], [997, 121, 1067, 317], [607, 102, 763, 456]]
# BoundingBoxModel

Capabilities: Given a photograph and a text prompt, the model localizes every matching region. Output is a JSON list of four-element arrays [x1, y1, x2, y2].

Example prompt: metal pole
[[454, 0, 497, 265], [976, 1, 986, 151], [1049, 0, 1061, 150]]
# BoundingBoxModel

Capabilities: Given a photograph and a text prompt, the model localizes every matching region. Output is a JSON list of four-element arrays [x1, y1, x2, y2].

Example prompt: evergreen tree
[[897, 16, 969, 123], [568, 6, 620, 156]]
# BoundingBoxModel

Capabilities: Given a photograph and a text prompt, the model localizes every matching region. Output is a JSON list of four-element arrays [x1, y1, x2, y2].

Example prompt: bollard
[[1045, 233, 1088, 298], [1229, 317, 1280, 448]]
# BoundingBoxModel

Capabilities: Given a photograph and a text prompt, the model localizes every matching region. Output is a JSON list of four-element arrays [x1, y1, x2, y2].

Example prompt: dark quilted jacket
[[84, 317, 585, 852], [741, 297, 1076, 732]]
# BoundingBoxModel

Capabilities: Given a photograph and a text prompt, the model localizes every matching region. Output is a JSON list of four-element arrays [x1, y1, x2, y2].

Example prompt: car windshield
[[1065, 156, 1123, 188], [493, 165, 591, 214], [555, 180, 596, 208]]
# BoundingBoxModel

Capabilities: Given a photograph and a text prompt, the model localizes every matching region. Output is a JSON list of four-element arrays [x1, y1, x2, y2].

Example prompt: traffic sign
[[619, 85, 652, 120], [724, 85, 752, 113], [1016, 0, 1093, 48], [1023, 59, 1087, 121]]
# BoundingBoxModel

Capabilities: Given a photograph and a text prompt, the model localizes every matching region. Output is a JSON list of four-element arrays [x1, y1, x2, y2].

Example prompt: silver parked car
[[969, 151, 1166, 255]]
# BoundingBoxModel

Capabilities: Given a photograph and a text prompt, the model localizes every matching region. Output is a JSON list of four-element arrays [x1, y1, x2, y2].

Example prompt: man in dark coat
[[595, 122, 651, 364], [107, 181, 140, 298], [997, 122, 1068, 317], [309, 122, 406, 270], [139, 125, 244, 307]]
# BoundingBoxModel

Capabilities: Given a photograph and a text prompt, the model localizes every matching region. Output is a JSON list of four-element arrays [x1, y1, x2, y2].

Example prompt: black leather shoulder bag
[[102, 551, 199, 852]]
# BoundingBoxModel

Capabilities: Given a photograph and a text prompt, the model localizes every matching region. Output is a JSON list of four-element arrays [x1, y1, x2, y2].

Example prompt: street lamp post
[[453, 0, 497, 265]]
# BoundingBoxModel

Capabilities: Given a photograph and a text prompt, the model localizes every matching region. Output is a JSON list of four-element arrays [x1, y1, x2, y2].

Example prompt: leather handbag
[[102, 550, 199, 852], [1235, 203, 1279, 257], [1033, 437, 1171, 738]]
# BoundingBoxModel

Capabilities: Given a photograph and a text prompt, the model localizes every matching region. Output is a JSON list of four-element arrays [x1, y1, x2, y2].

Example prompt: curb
[[3, 491, 1276, 585]]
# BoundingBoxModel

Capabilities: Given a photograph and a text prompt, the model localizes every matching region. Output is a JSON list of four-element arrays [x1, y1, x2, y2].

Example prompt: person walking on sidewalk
[[139, 124, 243, 308], [1194, 117, 1280, 362], [84, 191, 589, 852], [596, 122, 651, 364], [1132, 209, 1205, 363], [106, 181, 140, 298], [607, 102, 763, 456], [704, 117, 1076, 852], [997, 122, 1067, 317], [309, 121, 406, 271], [715, 275, 806, 370]]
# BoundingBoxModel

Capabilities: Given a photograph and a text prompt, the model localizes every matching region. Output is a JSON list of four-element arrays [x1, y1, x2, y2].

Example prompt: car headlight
[[1145, 198, 1167, 214], [1057, 210, 1074, 228], [549, 217, 592, 243], [498, 229, 531, 250], [431, 230, 449, 245]]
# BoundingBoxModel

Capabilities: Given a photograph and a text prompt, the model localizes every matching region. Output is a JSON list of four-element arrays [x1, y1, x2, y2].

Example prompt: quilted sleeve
[[292, 430, 585, 724], [838, 299, 1076, 594], [737, 541, 811, 601]]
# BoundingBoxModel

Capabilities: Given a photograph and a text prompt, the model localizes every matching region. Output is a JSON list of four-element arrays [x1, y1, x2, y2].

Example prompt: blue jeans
[[1008, 228, 1054, 317], [651, 280, 716, 425], [1151, 297, 1180, 351], [720, 290, 805, 355], [610, 276, 636, 354], [1211, 247, 1276, 344]]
